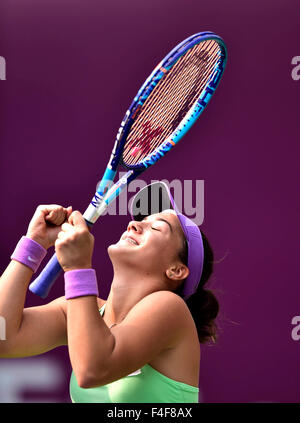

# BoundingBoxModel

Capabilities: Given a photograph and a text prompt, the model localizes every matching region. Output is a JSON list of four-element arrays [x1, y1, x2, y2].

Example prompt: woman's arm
[[0, 295, 68, 358], [0, 204, 71, 357], [0, 261, 34, 340]]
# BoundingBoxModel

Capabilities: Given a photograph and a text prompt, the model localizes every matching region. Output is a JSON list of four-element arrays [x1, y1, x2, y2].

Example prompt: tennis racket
[[29, 31, 227, 298]]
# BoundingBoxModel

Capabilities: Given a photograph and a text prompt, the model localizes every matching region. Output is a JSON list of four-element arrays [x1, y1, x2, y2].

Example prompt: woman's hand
[[55, 211, 94, 272], [26, 205, 72, 250]]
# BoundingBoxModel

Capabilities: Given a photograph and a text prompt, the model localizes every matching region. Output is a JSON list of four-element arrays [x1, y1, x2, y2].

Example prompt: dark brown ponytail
[[178, 231, 219, 344]]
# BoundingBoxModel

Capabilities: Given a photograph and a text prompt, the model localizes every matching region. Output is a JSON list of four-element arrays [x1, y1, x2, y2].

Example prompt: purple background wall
[[1, 0, 300, 403]]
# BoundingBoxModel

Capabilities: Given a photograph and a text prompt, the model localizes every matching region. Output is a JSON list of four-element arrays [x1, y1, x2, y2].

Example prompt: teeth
[[125, 237, 138, 245]]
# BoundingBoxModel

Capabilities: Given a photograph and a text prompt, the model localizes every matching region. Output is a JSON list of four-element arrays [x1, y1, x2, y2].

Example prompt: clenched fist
[[55, 210, 94, 272], [26, 205, 73, 250]]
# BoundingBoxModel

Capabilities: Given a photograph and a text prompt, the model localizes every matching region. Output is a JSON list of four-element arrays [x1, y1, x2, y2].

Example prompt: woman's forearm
[[66, 296, 115, 388], [0, 260, 33, 339], [0, 205, 71, 350]]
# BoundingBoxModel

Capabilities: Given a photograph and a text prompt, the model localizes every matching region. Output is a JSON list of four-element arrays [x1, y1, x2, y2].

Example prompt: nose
[[127, 220, 143, 234]]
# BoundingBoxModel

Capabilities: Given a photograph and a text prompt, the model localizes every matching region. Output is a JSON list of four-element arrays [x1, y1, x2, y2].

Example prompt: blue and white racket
[[29, 31, 227, 298]]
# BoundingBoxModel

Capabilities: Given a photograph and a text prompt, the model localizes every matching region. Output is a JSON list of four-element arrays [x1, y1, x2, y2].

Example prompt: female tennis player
[[0, 182, 219, 403]]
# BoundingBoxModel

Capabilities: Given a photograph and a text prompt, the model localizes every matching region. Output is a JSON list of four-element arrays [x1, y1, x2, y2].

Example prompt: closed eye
[[151, 226, 160, 231]]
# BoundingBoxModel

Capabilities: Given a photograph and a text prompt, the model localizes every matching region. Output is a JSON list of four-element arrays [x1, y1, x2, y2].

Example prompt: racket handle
[[29, 253, 62, 298]]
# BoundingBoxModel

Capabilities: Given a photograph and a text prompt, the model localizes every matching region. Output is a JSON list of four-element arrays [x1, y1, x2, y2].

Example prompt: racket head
[[110, 32, 227, 172]]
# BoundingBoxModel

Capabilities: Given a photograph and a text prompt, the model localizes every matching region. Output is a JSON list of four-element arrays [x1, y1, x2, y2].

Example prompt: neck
[[104, 262, 166, 326]]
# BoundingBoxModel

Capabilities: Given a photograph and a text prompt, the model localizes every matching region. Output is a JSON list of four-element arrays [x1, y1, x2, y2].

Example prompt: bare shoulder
[[127, 291, 194, 336], [136, 292, 200, 384], [136, 290, 191, 316]]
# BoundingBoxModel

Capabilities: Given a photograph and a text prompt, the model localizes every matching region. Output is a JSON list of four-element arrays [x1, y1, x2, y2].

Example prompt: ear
[[166, 263, 189, 282]]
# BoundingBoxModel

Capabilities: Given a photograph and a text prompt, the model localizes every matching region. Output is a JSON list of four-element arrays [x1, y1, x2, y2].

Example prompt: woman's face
[[108, 210, 186, 276]]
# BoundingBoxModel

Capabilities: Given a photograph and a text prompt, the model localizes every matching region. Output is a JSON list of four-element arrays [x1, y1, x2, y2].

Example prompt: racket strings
[[127, 41, 219, 159], [123, 42, 219, 165], [123, 46, 202, 163], [123, 42, 219, 166], [122, 40, 221, 166]]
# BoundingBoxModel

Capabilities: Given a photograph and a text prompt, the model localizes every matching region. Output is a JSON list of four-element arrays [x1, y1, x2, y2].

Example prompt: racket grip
[[29, 253, 62, 298]]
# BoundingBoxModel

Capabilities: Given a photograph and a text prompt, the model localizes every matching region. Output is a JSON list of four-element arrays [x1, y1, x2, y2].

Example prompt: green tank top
[[69, 304, 199, 403]]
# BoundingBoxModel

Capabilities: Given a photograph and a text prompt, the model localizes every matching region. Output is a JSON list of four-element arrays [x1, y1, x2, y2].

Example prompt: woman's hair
[[177, 232, 219, 344]]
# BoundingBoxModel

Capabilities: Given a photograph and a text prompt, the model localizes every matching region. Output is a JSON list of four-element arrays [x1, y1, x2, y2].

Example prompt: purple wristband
[[64, 269, 99, 300], [11, 236, 47, 273]]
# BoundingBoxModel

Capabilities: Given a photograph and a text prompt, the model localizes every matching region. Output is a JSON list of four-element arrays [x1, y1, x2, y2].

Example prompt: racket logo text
[[91, 193, 104, 208], [197, 64, 225, 110], [141, 139, 174, 167]]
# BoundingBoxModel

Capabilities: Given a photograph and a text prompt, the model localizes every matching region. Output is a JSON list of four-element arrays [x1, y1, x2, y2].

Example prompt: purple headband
[[130, 182, 204, 300]]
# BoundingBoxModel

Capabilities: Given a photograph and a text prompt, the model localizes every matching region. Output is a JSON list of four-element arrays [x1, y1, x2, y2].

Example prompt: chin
[[108, 243, 149, 275], [107, 243, 119, 257], [107, 241, 134, 260]]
